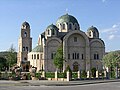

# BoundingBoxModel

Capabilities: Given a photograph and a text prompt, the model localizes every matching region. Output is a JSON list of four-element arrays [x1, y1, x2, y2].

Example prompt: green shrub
[[91, 68, 96, 78], [10, 72, 16, 79], [81, 70, 87, 78], [64, 65, 72, 77], [45, 72, 55, 78], [72, 72, 78, 78], [27, 73, 31, 80], [35, 73, 41, 79], [110, 71, 115, 79], [58, 72, 65, 78]]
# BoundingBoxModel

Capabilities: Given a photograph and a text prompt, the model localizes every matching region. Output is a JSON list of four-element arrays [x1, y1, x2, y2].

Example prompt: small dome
[[87, 26, 99, 38], [21, 21, 30, 29], [22, 21, 30, 27], [87, 26, 99, 33], [56, 14, 79, 25], [46, 24, 59, 36], [46, 24, 58, 31], [32, 45, 43, 52]]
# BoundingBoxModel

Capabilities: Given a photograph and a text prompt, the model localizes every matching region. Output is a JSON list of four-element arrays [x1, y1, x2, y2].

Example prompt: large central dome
[[56, 13, 79, 25]]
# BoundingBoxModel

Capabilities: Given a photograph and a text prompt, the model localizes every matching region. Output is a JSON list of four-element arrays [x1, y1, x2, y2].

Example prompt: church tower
[[17, 21, 32, 66]]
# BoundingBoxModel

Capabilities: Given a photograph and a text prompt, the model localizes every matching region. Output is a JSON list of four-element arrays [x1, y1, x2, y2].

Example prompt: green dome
[[56, 14, 79, 25], [32, 45, 43, 52], [87, 26, 99, 38], [46, 24, 58, 31], [87, 26, 99, 33]]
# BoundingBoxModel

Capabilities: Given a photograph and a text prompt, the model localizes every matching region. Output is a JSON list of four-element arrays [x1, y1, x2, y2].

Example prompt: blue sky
[[0, 0, 120, 52]]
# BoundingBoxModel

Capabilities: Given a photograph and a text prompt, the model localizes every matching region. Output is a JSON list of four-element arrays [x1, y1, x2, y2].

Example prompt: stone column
[[55, 71, 58, 80], [42, 71, 45, 78], [96, 70, 99, 78], [77, 70, 81, 79], [87, 71, 91, 79], [67, 71, 71, 81]]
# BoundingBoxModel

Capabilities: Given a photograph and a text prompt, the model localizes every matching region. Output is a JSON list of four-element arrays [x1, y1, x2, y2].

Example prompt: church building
[[17, 14, 105, 72]]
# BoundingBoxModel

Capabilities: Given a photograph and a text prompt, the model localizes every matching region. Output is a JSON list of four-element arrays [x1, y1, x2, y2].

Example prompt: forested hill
[[0, 51, 17, 58], [105, 50, 120, 55]]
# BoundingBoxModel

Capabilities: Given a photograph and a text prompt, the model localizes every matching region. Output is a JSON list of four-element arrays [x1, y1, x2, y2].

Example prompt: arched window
[[77, 53, 79, 59], [72, 53, 79, 59], [37, 54, 39, 59], [72, 53, 74, 59], [82, 54, 84, 59], [68, 54, 70, 59], [74, 37, 77, 42], [93, 31, 96, 37], [24, 32, 27, 37], [97, 54, 99, 59], [73, 62, 79, 72], [52, 29, 55, 35], [23, 47, 25, 51], [69, 23, 72, 30], [32, 54, 33, 59], [63, 24, 65, 29], [26, 47, 28, 51], [48, 29, 50, 35], [75, 24, 77, 30], [51, 52, 56, 59], [94, 54, 96, 59], [94, 53, 99, 60]]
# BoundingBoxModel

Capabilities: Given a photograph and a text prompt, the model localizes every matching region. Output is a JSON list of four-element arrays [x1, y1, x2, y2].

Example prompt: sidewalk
[[0, 79, 120, 86]]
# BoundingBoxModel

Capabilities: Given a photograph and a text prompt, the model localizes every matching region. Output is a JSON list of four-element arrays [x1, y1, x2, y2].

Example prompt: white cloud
[[101, 23, 120, 40], [108, 35, 115, 40], [101, 28, 117, 35], [112, 24, 117, 28], [112, 23, 120, 28], [101, 23, 120, 33]]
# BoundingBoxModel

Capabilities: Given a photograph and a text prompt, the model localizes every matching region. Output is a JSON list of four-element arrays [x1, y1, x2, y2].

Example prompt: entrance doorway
[[73, 62, 79, 72]]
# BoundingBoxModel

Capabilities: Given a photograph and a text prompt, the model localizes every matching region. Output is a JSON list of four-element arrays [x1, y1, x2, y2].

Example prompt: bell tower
[[17, 21, 32, 66]]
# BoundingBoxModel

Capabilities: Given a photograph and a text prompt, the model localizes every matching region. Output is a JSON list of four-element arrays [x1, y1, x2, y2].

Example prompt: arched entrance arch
[[73, 62, 79, 72]]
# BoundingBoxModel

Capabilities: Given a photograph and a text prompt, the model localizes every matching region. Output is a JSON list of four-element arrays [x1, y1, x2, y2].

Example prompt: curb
[[0, 79, 120, 86], [18, 79, 120, 86]]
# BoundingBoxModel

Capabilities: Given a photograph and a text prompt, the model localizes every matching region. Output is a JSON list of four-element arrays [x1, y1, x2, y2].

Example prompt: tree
[[103, 51, 120, 69], [91, 67, 96, 78], [64, 65, 72, 77], [6, 44, 17, 71], [53, 45, 64, 72], [0, 57, 7, 71]]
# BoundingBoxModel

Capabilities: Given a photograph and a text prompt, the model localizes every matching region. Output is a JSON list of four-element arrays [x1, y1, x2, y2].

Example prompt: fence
[[0, 70, 119, 81]]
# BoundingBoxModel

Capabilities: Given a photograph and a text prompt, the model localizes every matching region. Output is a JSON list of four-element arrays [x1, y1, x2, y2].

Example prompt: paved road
[[0, 82, 120, 90]]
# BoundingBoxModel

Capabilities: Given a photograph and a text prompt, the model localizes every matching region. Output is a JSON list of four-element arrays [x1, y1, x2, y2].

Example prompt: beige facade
[[17, 22, 32, 69], [18, 14, 105, 72]]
